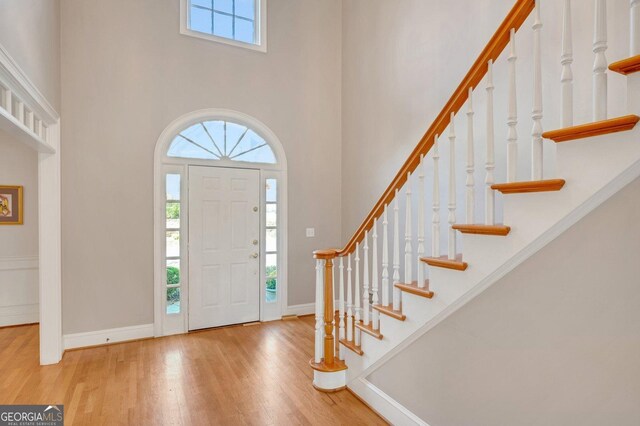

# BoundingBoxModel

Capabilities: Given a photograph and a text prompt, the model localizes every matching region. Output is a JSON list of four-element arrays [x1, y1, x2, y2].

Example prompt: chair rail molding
[[0, 255, 38, 271], [0, 42, 62, 365]]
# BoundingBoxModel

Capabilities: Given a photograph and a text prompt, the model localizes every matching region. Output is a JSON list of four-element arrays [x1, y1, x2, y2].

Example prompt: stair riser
[[344, 290, 445, 382], [459, 233, 522, 274], [555, 127, 640, 200], [628, 74, 640, 116]]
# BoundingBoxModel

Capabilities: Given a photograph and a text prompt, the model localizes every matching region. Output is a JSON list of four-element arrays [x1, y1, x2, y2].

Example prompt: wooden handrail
[[334, 0, 535, 257]]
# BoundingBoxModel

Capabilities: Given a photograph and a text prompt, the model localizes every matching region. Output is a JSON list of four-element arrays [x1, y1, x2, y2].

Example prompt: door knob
[[253, 206, 258, 212], [252, 240, 259, 245], [251, 253, 259, 259]]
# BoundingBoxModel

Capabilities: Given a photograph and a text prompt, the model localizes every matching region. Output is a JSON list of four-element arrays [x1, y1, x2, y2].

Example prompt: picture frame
[[0, 185, 23, 225]]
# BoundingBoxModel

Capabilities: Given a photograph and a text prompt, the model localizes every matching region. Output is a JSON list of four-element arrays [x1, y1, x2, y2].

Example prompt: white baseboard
[[63, 323, 154, 350], [285, 302, 315, 316], [0, 303, 38, 327], [285, 300, 341, 317], [349, 378, 429, 426]]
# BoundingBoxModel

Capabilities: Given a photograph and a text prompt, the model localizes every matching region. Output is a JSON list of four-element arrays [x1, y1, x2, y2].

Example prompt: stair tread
[[609, 55, 640, 75], [421, 254, 468, 271], [491, 179, 565, 194], [452, 224, 511, 236], [354, 321, 383, 340], [542, 115, 640, 143], [339, 338, 364, 356], [372, 303, 407, 321], [394, 281, 435, 299], [309, 358, 348, 372]]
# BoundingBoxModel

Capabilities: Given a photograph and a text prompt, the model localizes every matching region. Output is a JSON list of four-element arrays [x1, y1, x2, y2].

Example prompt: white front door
[[188, 166, 261, 330]]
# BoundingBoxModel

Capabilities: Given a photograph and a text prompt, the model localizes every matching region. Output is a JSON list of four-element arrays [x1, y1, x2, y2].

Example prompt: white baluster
[[632, 0, 640, 56], [362, 231, 370, 326], [338, 257, 345, 356], [532, 0, 544, 180], [432, 135, 441, 256], [593, 0, 608, 121], [16, 101, 24, 123], [354, 243, 361, 346], [417, 155, 426, 288], [25, 109, 34, 132], [485, 60, 496, 225], [507, 28, 518, 183], [371, 219, 380, 330], [381, 205, 390, 306], [332, 259, 336, 351], [562, 0, 574, 127], [466, 89, 475, 224], [314, 259, 324, 363], [404, 172, 413, 286], [1, 88, 11, 115], [35, 119, 42, 139], [392, 189, 401, 311], [346, 253, 353, 342], [448, 113, 457, 260]]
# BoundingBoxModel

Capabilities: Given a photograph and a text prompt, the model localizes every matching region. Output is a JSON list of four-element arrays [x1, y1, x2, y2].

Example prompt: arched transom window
[[168, 120, 276, 164]]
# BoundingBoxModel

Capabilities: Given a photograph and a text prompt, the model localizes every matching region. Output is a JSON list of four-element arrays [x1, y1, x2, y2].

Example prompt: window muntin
[[165, 174, 182, 314], [168, 120, 276, 164], [265, 178, 277, 303], [188, 0, 257, 45]]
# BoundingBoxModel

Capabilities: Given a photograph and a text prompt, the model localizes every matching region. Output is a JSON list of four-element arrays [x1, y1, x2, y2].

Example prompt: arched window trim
[[154, 109, 288, 337]]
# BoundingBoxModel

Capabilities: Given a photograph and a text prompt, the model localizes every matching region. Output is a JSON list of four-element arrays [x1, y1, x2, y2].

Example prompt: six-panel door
[[188, 166, 261, 330]]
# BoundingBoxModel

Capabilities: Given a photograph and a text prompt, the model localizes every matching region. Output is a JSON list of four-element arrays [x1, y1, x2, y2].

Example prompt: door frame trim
[[154, 109, 288, 336]]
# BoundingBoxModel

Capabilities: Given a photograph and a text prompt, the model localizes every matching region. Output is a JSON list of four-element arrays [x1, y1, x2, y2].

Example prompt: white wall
[[0, 131, 39, 326], [0, 0, 61, 111], [341, 0, 629, 251], [60, 0, 342, 334], [367, 175, 640, 426]]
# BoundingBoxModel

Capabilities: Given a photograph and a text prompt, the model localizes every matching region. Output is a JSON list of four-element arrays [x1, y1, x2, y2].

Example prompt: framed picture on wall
[[0, 185, 23, 225]]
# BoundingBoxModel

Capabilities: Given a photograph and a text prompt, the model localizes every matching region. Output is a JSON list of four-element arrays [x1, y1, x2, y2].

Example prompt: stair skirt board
[[348, 378, 430, 426]]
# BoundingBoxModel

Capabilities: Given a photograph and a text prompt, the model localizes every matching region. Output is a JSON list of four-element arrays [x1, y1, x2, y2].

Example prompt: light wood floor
[[0, 316, 386, 425]]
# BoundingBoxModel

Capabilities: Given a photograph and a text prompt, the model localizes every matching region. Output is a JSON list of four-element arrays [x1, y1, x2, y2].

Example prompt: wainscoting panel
[[0, 256, 39, 327]]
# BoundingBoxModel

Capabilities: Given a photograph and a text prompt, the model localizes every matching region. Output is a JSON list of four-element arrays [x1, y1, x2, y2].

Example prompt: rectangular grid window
[[189, 0, 256, 45], [265, 178, 277, 303], [166, 174, 182, 314]]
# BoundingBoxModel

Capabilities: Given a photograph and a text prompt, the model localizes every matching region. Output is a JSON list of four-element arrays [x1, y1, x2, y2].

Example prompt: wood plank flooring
[[0, 317, 386, 425]]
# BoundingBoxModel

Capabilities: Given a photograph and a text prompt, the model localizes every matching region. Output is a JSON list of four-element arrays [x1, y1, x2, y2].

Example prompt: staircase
[[310, 0, 640, 419]]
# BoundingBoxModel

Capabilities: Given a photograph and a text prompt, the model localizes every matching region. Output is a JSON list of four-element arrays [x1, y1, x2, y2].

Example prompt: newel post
[[310, 248, 347, 392], [315, 249, 338, 366]]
